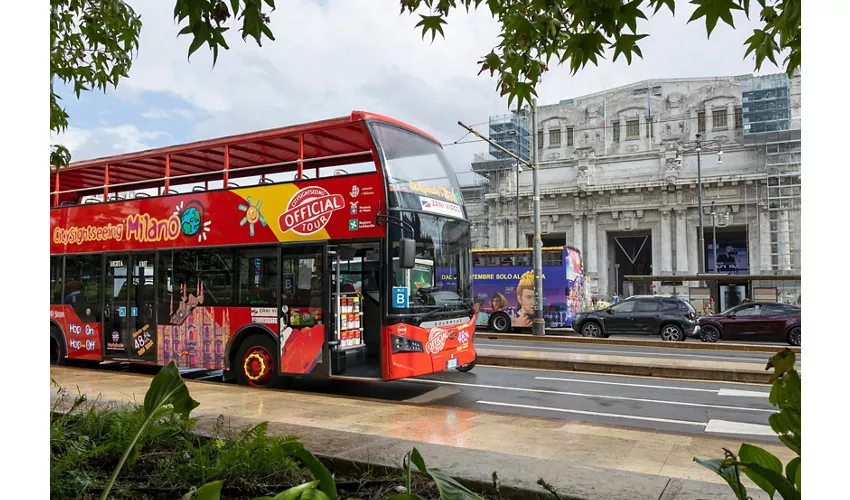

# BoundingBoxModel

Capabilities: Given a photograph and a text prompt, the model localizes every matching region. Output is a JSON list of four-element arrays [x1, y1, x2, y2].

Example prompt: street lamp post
[[675, 133, 723, 274], [614, 263, 620, 297]]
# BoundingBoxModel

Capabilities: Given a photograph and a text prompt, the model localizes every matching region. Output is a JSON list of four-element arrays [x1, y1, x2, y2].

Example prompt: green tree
[[50, 0, 800, 168]]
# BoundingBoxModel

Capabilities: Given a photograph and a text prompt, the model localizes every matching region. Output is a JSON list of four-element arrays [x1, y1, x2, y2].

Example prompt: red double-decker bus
[[50, 111, 477, 386]]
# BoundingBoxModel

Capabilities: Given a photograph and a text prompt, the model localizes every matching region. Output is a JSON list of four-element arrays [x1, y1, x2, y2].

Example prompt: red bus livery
[[50, 111, 477, 386]]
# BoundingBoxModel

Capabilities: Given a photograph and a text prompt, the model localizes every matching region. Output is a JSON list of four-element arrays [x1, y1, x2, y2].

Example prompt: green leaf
[[687, 0, 744, 38], [293, 447, 337, 499], [415, 15, 448, 43], [649, 0, 676, 15], [388, 494, 424, 500], [694, 458, 748, 500], [197, 480, 224, 500], [741, 463, 800, 500], [272, 480, 320, 500], [300, 490, 330, 500], [786, 456, 800, 491], [144, 360, 200, 418], [738, 444, 782, 498], [187, 32, 207, 61], [409, 448, 483, 500]]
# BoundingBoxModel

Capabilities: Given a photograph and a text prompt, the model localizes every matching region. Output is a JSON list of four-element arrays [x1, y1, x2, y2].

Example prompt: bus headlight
[[392, 335, 424, 354]]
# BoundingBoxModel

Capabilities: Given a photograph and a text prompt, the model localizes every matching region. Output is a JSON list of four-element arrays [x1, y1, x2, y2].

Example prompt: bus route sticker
[[392, 287, 408, 308]]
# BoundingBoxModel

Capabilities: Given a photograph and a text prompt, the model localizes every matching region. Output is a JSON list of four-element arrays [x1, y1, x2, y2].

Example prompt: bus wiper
[[416, 303, 458, 323]]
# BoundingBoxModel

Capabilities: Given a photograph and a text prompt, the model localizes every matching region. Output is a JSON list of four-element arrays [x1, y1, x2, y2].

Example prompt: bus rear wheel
[[234, 335, 280, 388], [456, 349, 477, 372], [50, 328, 66, 366], [489, 312, 511, 334]]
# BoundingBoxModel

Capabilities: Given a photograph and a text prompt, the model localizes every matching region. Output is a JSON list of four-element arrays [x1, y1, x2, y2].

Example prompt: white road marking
[[476, 400, 706, 427], [535, 376, 718, 393], [478, 401, 775, 437], [717, 388, 770, 398], [536, 376, 770, 399], [480, 342, 781, 363], [410, 379, 775, 413], [705, 419, 775, 436]]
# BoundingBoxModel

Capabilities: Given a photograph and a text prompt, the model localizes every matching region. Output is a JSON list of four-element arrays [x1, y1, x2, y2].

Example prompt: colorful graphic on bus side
[[471, 248, 584, 329]]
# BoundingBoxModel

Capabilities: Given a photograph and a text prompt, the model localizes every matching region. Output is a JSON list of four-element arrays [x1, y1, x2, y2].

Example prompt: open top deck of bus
[[50, 111, 440, 207]]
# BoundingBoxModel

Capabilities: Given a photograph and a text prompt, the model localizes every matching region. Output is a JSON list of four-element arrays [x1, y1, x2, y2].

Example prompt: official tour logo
[[279, 186, 345, 235], [425, 327, 451, 354]]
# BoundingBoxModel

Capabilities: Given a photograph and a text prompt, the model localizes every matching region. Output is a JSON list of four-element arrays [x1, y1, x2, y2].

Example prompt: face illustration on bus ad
[[514, 271, 535, 326]]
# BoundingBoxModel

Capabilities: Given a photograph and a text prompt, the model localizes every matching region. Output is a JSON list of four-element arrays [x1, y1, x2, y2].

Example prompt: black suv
[[572, 297, 699, 341]]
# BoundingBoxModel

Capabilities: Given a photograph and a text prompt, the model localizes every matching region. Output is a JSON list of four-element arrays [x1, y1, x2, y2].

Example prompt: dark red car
[[697, 302, 801, 346]]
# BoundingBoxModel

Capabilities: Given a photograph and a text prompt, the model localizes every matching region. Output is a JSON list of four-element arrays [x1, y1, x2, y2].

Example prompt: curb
[[477, 354, 773, 384], [476, 332, 801, 354]]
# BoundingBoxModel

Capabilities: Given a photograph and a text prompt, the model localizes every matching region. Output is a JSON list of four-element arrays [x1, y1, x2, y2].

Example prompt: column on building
[[571, 214, 584, 254], [660, 209, 673, 274], [778, 210, 792, 271], [675, 209, 689, 273], [586, 214, 598, 276], [688, 212, 699, 274], [619, 118, 626, 146], [759, 207, 771, 273], [496, 220, 505, 249], [639, 112, 647, 151], [705, 103, 713, 132], [727, 103, 735, 131], [508, 219, 517, 249], [488, 208, 498, 249]]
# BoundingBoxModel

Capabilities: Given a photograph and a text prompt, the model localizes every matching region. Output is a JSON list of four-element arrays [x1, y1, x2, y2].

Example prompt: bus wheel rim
[[243, 346, 274, 387]]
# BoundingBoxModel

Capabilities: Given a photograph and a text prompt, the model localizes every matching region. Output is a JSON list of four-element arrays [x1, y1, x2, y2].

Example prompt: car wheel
[[581, 322, 604, 338], [456, 349, 477, 372], [786, 326, 801, 346], [660, 324, 684, 342], [490, 313, 511, 334], [700, 325, 721, 343]]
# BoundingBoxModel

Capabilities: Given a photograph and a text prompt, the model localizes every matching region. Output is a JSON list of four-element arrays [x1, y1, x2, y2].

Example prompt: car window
[[734, 305, 762, 317], [636, 300, 661, 312], [610, 301, 636, 313]]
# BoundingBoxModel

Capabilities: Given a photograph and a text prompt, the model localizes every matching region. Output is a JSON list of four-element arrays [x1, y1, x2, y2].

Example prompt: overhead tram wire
[[442, 113, 748, 147]]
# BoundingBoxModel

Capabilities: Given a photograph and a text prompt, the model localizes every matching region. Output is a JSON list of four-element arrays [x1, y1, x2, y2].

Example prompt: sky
[[52, 0, 783, 185]]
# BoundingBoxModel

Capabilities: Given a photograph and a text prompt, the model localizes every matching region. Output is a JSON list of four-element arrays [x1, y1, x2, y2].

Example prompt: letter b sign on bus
[[392, 287, 408, 308]]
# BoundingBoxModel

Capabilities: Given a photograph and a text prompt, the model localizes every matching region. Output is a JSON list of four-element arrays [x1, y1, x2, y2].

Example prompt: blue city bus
[[471, 246, 585, 332]]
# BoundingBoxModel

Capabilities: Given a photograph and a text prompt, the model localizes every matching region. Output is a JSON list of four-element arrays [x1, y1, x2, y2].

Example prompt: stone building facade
[[466, 73, 801, 300]]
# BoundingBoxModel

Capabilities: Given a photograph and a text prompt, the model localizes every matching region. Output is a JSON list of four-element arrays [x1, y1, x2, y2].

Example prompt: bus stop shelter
[[623, 274, 801, 314]]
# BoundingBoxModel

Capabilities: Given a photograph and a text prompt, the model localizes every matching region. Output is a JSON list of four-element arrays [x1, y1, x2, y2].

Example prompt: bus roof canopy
[[50, 111, 440, 207]]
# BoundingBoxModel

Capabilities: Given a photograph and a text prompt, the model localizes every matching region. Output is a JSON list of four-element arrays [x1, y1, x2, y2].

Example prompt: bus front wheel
[[489, 312, 511, 333], [456, 349, 477, 372]]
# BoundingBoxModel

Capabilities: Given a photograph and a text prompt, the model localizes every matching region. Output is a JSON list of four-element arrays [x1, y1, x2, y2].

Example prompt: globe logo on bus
[[279, 186, 345, 236], [181, 207, 201, 236], [173, 200, 212, 242]]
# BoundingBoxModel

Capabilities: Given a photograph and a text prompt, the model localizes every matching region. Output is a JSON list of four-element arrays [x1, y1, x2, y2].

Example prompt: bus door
[[103, 252, 157, 361], [278, 244, 331, 377]]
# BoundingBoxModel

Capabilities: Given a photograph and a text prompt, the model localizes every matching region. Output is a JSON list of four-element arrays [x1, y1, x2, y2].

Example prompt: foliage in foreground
[[50, 0, 800, 168], [694, 349, 800, 500], [51, 360, 510, 500]]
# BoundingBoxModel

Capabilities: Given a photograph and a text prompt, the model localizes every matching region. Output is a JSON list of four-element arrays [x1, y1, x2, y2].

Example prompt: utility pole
[[458, 112, 544, 336], [531, 99, 545, 336]]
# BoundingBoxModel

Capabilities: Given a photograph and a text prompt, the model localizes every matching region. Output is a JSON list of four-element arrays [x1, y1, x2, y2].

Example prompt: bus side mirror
[[400, 238, 415, 269]]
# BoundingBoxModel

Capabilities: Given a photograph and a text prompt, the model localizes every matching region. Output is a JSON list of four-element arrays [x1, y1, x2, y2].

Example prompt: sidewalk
[[476, 346, 776, 383], [50, 367, 792, 499]]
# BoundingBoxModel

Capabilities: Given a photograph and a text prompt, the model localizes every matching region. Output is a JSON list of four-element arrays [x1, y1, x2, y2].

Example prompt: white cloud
[[52, 124, 168, 161], [70, 1, 780, 171], [141, 107, 196, 120]]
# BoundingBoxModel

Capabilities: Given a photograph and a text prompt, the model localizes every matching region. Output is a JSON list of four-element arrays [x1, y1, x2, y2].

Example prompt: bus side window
[[63, 254, 102, 322], [237, 247, 278, 306]]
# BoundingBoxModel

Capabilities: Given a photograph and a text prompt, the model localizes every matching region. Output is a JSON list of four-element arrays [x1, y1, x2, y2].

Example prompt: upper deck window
[[370, 122, 465, 218]]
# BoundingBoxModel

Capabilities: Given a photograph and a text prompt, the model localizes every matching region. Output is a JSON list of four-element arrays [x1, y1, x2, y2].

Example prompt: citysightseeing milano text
[[53, 213, 181, 246]]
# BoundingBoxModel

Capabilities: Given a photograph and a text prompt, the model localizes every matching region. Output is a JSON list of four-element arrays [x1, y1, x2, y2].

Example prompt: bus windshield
[[370, 122, 465, 215], [389, 211, 472, 319]]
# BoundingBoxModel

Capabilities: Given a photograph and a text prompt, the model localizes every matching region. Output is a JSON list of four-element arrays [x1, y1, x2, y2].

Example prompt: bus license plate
[[447, 358, 459, 369]]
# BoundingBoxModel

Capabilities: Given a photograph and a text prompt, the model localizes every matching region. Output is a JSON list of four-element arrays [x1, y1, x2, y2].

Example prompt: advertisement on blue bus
[[471, 246, 584, 330]]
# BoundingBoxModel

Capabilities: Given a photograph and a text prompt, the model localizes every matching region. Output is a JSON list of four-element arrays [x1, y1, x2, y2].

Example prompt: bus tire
[[489, 312, 511, 334], [456, 349, 477, 372], [234, 334, 281, 388], [50, 326, 67, 366]]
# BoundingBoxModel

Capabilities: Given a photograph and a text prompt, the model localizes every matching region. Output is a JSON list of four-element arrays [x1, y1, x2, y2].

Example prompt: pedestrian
[[611, 290, 619, 304]]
